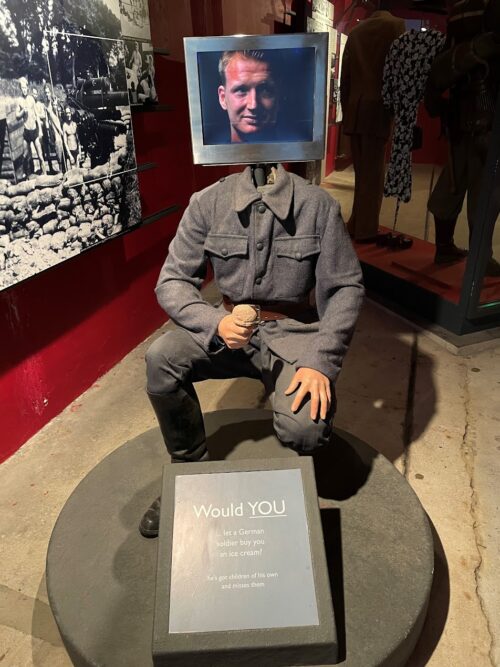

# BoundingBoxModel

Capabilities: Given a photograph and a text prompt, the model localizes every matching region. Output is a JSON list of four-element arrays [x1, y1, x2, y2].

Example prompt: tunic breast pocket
[[273, 235, 320, 299], [204, 234, 249, 294]]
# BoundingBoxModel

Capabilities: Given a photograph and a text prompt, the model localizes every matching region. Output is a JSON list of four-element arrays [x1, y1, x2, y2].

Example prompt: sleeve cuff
[[296, 353, 341, 384]]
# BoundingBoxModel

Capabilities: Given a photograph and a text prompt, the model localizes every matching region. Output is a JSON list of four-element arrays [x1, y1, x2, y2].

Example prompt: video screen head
[[184, 33, 328, 165]]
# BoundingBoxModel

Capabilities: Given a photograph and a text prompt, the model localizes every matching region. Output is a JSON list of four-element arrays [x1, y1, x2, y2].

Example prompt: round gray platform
[[46, 409, 433, 667]]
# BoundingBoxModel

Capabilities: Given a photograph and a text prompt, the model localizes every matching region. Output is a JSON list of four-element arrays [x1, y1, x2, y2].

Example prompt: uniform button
[[295, 252, 302, 260], [256, 242, 263, 250], [255, 277, 262, 285], [257, 204, 266, 214], [221, 248, 228, 256]]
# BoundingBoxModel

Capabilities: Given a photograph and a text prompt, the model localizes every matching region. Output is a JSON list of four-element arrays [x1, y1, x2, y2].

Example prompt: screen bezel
[[184, 33, 328, 165]]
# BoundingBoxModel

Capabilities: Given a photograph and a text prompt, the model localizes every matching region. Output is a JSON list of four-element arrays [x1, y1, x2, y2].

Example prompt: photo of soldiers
[[137, 53, 157, 104], [47, 32, 136, 178], [0, 0, 141, 292], [62, 105, 81, 168], [15, 77, 46, 178], [119, 0, 152, 41], [128, 41, 143, 77], [125, 39, 157, 105], [40, 83, 65, 174]]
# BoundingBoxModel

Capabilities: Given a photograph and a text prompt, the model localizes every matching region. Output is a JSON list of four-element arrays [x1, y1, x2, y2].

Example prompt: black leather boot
[[434, 216, 468, 264], [147, 387, 208, 462], [139, 497, 162, 538], [139, 447, 211, 539], [139, 388, 209, 538]]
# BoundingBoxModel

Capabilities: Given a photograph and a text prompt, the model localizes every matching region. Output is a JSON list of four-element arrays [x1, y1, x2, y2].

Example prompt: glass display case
[[461, 93, 500, 328], [349, 93, 500, 336]]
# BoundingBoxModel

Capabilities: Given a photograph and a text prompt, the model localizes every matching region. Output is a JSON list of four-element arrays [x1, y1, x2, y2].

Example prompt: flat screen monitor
[[184, 33, 328, 165]]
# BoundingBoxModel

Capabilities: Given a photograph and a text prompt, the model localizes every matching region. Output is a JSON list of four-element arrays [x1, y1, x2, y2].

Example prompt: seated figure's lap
[[146, 328, 333, 452]]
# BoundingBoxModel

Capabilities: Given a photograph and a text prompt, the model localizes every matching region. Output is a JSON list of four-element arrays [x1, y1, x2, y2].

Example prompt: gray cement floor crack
[[460, 366, 496, 667]]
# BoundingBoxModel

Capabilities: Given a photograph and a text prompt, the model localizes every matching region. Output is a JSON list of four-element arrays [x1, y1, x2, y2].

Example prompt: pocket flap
[[204, 234, 248, 258], [275, 235, 320, 260]]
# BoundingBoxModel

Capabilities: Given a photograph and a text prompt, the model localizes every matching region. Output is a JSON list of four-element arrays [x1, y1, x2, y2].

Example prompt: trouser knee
[[145, 331, 192, 395], [273, 411, 332, 453]]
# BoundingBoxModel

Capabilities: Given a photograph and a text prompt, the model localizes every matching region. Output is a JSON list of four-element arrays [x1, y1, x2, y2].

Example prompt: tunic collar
[[233, 163, 294, 220]]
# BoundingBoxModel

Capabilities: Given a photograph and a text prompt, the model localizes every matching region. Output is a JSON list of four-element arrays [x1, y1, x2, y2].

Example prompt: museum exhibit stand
[[326, 1, 500, 337], [353, 98, 500, 336], [46, 409, 434, 667], [4, 1, 487, 665], [42, 18, 433, 665]]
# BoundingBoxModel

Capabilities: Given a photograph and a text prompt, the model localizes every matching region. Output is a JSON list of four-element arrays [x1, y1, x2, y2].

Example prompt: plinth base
[[47, 409, 433, 667]]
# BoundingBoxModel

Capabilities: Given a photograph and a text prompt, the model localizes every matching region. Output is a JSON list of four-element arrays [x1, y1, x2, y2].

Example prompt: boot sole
[[139, 525, 159, 538]]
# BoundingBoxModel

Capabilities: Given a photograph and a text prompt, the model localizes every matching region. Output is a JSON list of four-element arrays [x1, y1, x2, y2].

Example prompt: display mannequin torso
[[340, 10, 406, 139]]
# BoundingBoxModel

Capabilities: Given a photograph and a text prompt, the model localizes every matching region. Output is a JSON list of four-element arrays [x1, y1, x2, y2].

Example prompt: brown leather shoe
[[139, 496, 161, 538]]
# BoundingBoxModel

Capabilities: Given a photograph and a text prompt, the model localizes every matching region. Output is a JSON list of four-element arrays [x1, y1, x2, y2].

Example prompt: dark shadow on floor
[[206, 416, 278, 461], [331, 307, 437, 464], [205, 412, 375, 502], [312, 430, 374, 501]]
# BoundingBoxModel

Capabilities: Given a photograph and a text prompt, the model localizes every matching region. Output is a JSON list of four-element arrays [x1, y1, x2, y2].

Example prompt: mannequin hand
[[217, 314, 254, 349], [285, 368, 331, 421]]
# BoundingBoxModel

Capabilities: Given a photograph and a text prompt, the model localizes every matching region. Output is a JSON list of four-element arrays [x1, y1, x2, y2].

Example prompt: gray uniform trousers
[[145, 326, 335, 460]]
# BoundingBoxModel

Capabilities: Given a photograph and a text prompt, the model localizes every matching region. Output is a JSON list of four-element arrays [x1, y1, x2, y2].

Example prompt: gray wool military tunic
[[155, 164, 364, 383]]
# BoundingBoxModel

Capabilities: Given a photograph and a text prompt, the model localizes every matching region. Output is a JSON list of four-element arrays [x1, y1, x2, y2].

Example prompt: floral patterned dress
[[382, 29, 445, 203]]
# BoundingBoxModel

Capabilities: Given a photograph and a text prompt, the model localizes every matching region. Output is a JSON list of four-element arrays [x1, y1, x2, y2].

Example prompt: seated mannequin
[[140, 164, 364, 538]]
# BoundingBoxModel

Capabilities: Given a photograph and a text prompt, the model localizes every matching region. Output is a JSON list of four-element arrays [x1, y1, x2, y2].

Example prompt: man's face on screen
[[218, 55, 278, 142]]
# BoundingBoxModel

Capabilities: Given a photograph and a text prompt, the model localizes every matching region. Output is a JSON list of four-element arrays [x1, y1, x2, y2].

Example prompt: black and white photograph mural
[[0, 0, 141, 291], [125, 38, 157, 105], [119, 0, 151, 41], [47, 32, 137, 174]]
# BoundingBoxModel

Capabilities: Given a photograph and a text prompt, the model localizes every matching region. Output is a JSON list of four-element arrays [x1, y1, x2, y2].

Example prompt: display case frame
[[460, 91, 500, 323], [358, 92, 500, 337]]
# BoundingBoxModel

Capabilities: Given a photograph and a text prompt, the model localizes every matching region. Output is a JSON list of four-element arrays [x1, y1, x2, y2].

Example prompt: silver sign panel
[[169, 469, 319, 633]]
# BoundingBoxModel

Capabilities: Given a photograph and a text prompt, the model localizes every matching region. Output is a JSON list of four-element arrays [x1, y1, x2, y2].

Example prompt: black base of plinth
[[46, 409, 433, 667]]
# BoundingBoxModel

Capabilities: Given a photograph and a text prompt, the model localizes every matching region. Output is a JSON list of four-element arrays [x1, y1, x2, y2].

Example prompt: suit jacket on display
[[340, 10, 406, 139], [155, 165, 364, 383]]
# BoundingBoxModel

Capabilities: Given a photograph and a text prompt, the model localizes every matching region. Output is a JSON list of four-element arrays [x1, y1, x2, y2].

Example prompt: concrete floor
[[0, 288, 499, 666]]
